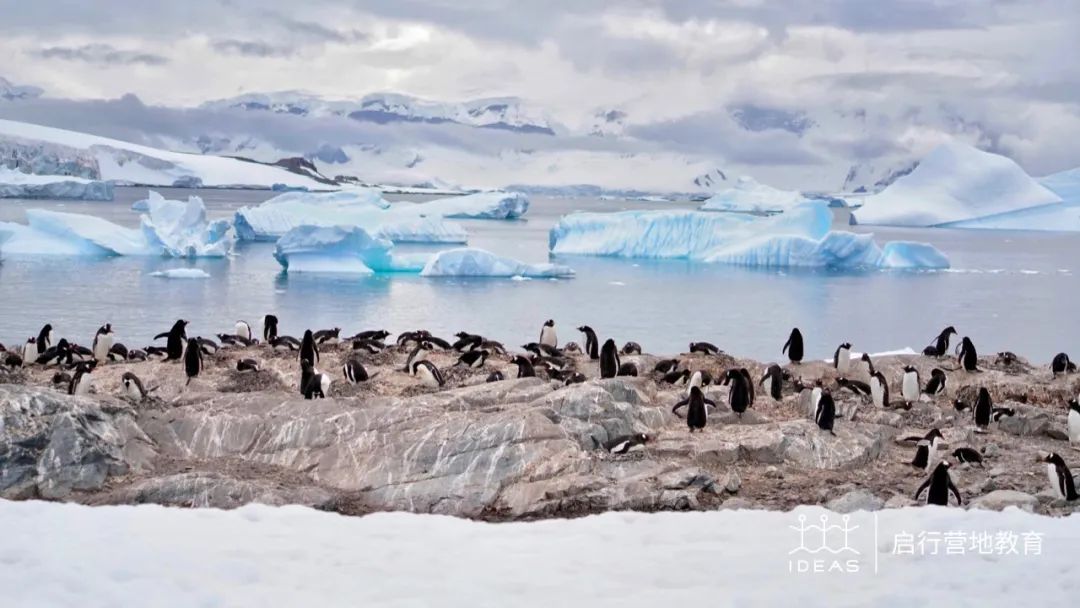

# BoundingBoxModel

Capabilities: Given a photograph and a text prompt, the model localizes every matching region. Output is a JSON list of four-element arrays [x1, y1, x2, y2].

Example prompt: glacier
[[549, 202, 949, 270], [401, 191, 529, 219], [699, 176, 811, 213], [420, 248, 574, 277], [272, 225, 427, 275], [850, 142, 1063, 228], [0, 167, 113, 200]]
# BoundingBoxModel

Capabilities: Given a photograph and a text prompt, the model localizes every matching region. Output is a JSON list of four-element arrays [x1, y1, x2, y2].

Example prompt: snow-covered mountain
[[841, 160, 920, 194], [0, 77, 43, 102], [589, 109, 628, 137]]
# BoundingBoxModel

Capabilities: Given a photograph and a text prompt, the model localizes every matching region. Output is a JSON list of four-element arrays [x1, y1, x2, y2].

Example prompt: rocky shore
[[2, 336, 1079, 519]]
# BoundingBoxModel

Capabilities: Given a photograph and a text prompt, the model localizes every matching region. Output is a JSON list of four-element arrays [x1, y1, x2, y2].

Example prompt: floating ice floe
[[400, 191, 529, 219], [549, 201, 949, 270], [699, 176, 811, 213], [234, 189, 468, 244], [138, 191, 235, 257], [420, 247, 573, 277], [0, 167, 113, 200], [273, 225, 427, 274], [150, 268, 210, 279], [850, 142, 1064, 229]]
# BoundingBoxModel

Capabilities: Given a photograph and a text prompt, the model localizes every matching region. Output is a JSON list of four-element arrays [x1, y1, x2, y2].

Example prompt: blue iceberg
[[699, 176, 811, 213], [0, 168, 113, 201], [273, 225, 427, 275], [401, 191, 529, 219], [420, 248, 574, 277]]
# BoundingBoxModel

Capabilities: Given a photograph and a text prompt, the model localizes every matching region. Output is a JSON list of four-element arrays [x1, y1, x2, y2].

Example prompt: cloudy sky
[[1, 0, 1078, 185]]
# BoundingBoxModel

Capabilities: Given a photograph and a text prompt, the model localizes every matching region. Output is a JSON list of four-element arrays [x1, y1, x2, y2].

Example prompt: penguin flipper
[[948, 479, 962, 506], [153, 332, 169, 340], [914, 477, 931, 501], [590, 436, 601, 450], [704, 398, 717, 409], [672, 400, 688, 418]]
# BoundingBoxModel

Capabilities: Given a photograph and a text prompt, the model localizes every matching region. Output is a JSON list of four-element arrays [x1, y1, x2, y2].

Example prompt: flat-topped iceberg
[[273, 225, 427, 274], [0, 167, 113, 200], [550, 202, 949, 270], [699, 176, 811, 213], [403, 191, 529, 219], [150, 268, 211, 279], [420, 248, 574, 277], [851, 142, 1063, 228]]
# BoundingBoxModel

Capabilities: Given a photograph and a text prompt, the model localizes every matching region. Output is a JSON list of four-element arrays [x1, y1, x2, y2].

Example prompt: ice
[[550, 202, 949, 270], [851, 142, 1062, 228], [400, 191, 529, 219], [235, 190, 468, 244], [273, 225, 427, 275], [139, 191, 236, 257], [0, 167, 113, 200], [150, 269, 210, 279], [420, 248, 573, 277], [699, 176, 811, 213], [943, 169, 1080, 231], [1042, 167, 1080, 204]]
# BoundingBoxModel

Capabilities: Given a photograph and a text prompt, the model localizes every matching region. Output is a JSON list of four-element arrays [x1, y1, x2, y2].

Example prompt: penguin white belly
[[1048, 464, 1064, 499], [418, 366, 439, 388], [836, 349, 850, 373], [902, 374, 919, 402], [539, 327, 557, 348], [74, 374, 93, 396], [235, 322, 250, 340], [125, 381, 142, 401], [870, 380, 884, 407], [22, 343, 34, 362], [1070, 410, 1080, 443], [320, 375, 332, 396], [809, 388, 822, 418], [94, 336, 113, 362]]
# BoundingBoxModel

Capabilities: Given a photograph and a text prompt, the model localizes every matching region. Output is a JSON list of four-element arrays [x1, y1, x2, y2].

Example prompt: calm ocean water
[[0, 187, 1076, 362]]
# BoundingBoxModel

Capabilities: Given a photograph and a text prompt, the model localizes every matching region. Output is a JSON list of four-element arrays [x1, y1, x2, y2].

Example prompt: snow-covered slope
[[0, 119, 327, 189], [700, 176, 812, 213], [841, 160, 919, 194], [0, 76, 43, 101], [851, 142, 1063, 228], [0, 167, 113, 200]]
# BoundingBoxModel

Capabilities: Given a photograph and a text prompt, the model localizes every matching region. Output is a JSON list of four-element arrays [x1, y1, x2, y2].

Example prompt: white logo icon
[[789, 514, 861, 555]]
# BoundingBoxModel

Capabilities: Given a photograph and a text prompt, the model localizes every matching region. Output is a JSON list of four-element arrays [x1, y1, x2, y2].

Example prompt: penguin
[[263, 315, 279, 343], [301, 360, 332, 398], [271, 336, 301, 351], [121, 371, 149, 402], [689, 342, 720, 355], [352, 339, 385, 354], [127, 349, 148, 362], [992, 407, 1016, 422], [923, 368, 947, 397], [523, 342, 562, 358], [235, 320, 253, 342], [184, 338, 203, 385], [859, 353, 876, 377], [563, 342, 582, 354], [69, 343, 93, 362], [313, 328, 341, 346], [236, 358, 260, 373], [617, 362, 639, 377], [50, 371, 71, 386], [299, 330, 319, 364], [577, 326, 599, 360], [4, 353, 24, 369], [911, 429, 945, 470], [782, 328, 804, 364], [404, 341, 432, 373], [412, 360, 445, 389], [836, 377, 871, 401], [539, 320, 558, 349], [815, 389, 837, 434], [739, 368, 755, 405], [807, 379, 824, 418], [1068, 399, 1080, 446], [91, 324, 114, 363], [144, 346, 169, 359], [108, 343, 129, 362], [351, 329, 390, 343], [951, 447, 984, 466], [922, 326, 956, 357], [456, 349, 489, 368], [217, 334, 243, 348], [68, 360, 97, 396], [564, 372, 587, 385], [599, 338, 620, 379], [672, 386, 716, 432], [591, 433, 650, 454], [653, 359, 679, 375], [342, 359, 369, 383], [869, 371, 889, 408], [914, 461, 962, 506], [155, 320, 188, 360], [833, 342, 852, 374], [724, 369, 752, 418], [662, 369, 692, 386], [621, 341, 642, 355], [22, 337, 35, 363], [36, 323, 53, 355], [485, 370, 505, 383], [1052, 353, 1076, 378], [1041, 452, 1079, 501], [973, 387, 993, 430], [36, 339, 72, 366], [760, 364, 785, 400], [452, 332, 483, 352], [510, 355, 536, 378], [957, 337, 979, 372], [197, 337, 220, 356], [901, 366, 920, 405]]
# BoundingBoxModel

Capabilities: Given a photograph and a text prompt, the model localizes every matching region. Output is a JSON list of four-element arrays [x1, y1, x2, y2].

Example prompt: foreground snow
[[0, 167, 113, 200], [421, 248, 574, 278], [550, 202, 949, 270], [851, 142, 1064, 229], [699, 176, 811, 213], [0, 500, 1073, 607]]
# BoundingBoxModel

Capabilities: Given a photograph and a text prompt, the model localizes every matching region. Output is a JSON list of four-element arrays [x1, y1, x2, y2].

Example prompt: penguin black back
[[299, 330, 319, 364], [815, 389, 836, 434], [915, 461, 961, 506], [599, 339, 620, 379], [510, 355, 536, 378], [923, 326, 956, 357], [263, 314, 279, 343], [782, 328, 803, 363], [165, 320, 188, 360], [957, 337, 979, 372], [672, 386, 714, 432], [725, 369, 751, 416], [577, 326, 599, 360], [183, 338, 202, 385]]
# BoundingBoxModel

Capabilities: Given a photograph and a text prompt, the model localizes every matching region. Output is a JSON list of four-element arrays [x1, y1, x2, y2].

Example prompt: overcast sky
[[1, 0, 1078, 177]]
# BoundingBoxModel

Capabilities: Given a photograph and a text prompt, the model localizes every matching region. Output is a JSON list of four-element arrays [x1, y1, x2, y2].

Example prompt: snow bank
[[851, 142, 1062, 228], [0, 167, 113, 200], [699, 176, 811, 213], [404, 191, 529, 219], [420, 248, 573, 277], [273, 225, 425, 274], [150, 268, 210, 279], [0, 500, 1072, 606], [550, 202, 949, 270]]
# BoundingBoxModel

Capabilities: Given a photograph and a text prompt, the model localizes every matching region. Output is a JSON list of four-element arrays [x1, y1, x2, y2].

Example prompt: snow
[[851, 142, 1062, 228], [273, 225, 425, 274], [699, 175, 812, 213], [150, 268, 210, 279], [0, 167, 113, 200], [0, 500, 1074, 606], [401, 191, 529, 219], [420, 248, 574, 277], [1041, 167, 1080, 205], [138, 191, 236, 257], [235, 190, 468, 244], [550, 202, 949, 270]]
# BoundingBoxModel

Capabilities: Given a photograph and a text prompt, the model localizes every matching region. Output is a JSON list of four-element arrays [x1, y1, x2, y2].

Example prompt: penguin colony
[[3, 317, 1080, 509]]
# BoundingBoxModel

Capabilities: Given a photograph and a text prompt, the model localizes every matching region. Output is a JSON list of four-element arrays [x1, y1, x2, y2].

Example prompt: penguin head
[[1040, 451, 1064, 466], [931, 368, 945, 378], [563, 342, 581, 353], [943, 326, 957, 336], [454, 331, 470, 339], [543, 320, 554, 327], [27, 337, 35, 344], [303, 330, 314, 339], [953, 398, 968, 411], [576, 325, 591, 333], [926, 428, 945, 445], [860, 353, 871, 362], [1068, 399, 1080, 414], [840, 342, 852, 349]]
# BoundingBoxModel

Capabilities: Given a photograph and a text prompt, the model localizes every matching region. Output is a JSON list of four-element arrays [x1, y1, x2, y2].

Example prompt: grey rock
[[723, 469, 742, 493], [982, 444, 1001, 458], [778, 420, 896, 469], [1046, 428, 1069, 441], [997, 406, 1051, 437], [91, 473, 335, 509], [826, 489, 884, 513], [884, 495, 917, 509], [969, 490, 1039, 512], [718, 497, 756, 510], [763, 465, 783, 479]]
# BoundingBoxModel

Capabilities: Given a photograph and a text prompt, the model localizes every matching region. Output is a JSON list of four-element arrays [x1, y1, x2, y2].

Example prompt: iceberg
[[273, 225, 427, 275], [550, 201, 949, 270], [1042, 167, 1080, 204], [401, 191, 529, 219], [0, 167, 113, 201], [851, 142, 1063, 228], [138, 191, 236, 257], [420, 248, 574, 277], [699, 176, 811, 213], [150, 268, 210, 279]]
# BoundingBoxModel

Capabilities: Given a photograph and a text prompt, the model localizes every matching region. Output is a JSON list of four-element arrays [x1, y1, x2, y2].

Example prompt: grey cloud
[[33, 43, 169, 66], [211, 39, 295, 58]]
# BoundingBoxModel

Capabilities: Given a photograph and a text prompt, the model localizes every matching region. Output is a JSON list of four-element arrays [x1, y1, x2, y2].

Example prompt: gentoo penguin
[[4, 353, 24, 369], [417, 332, 451, 350], [815, 389, 837, 434], [617, 362, 639, 377], [672, 386, 716, 432], [539, 320, 558, 349], [354, 329, 390, 343], [235, 320, 253, 342], [1041, 452, 1079, 501], [621, 341, 642, 355], [653, 359, 679, 375], [452, 332, 483, 352], [404, 341, 432, 373], [69, 343, 93, 362], [155, 320, 188, 360], [523, 342, 562, 358], [144, 346, 169, 359], [342, 359, 369, 383], [836, 377, 871, 401], [236, 358, 260, 373], [352, 339, 385, 354], [1068, 399, 1080, 447], [22, 337, 35, 363], [183, 338, 203, 385], [923, 368, 947, 397], [564, 372, 587, 385], [724, 368, 752, 418], [592, 433, 650, 454], [313, 328, 341, 346], [806, 379, 824, 418], [563, 342, 582, 354], [108, 343, 129, 362], [127, 348, 147, 362], [68, 360, 97, 396], [957, 337, 979, 372], [662, 369, 692, 386], [412, 360, 445, 388], [599, 339, 620, 379], [973, 387, 993, 430], [92, 324, 114, 363], [859, 353, 876, 377], [301, 360, 331, 398], [271, 336, 301, 351], [510, 355, 536, 378], [869, 371, 889, 408], [901, 366, 920, 405], [1052, 353, 1076, 378], [739, 368, 755, 405], [36, 323, 53, 354], [922, 326, 956, 357], [689, 342, 720, 355], [50, 371, 71, 386], [299, 330, 320, 364], [760, 364, 786, 401], [833, 343, 852, 374], [486, 370, 505, 383], [456, 349, 489, 368], [782, 328, 804, 364], [197, 337, 220, 356], [911, 429, 945, 470], [36, 339, 72, 366], [263, 315, 279, 343], [577, 326, 599, 360], [952, 447, 984, 466], [915, 461, 962, 506], [121, 371, 149, 402]]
